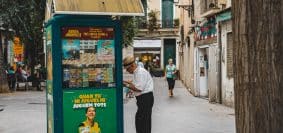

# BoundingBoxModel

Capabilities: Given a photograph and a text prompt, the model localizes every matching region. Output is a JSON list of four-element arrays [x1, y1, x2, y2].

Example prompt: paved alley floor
[[124, 77, 235, 133], [0, 77, 235, 133], [0, 91, 46, 133]]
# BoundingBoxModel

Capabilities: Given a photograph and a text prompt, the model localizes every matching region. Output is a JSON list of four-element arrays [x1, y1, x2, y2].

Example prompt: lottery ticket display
[[61, 27, 115, 88]]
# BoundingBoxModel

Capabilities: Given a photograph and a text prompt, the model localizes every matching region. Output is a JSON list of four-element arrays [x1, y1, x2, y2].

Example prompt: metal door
[[208, 44, 220, 102]]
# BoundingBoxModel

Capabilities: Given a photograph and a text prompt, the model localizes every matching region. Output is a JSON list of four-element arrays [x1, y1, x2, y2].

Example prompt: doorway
[[163, 39, 176, 68], [197, 47, 209, 97]]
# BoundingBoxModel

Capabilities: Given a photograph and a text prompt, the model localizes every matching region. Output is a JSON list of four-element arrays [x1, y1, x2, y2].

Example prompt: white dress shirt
[[132, 67, 154, 96]]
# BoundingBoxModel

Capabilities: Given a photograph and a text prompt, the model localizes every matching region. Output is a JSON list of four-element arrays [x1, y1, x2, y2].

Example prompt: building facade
[[178, 0, 234, 107], [216, 7, 233, 107], [0, 19, 14, 66], [129, 0, 180, 71]]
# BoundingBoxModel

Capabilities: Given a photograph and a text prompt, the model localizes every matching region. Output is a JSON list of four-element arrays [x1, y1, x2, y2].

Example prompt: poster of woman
[[78, 106, 101, 133]]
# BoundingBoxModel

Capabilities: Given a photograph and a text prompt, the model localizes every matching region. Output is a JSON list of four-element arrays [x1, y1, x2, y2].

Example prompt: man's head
[[123, 56, 137, 74]]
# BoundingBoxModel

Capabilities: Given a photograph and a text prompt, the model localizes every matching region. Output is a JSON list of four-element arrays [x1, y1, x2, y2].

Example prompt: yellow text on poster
[[73, 93, 107, 109]]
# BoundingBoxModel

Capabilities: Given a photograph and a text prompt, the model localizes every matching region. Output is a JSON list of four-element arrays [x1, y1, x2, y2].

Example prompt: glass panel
[[61, 27, 116, 89]]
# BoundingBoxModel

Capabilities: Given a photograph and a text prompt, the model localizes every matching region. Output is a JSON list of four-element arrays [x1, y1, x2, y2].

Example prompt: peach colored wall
[[147, 0, 180, 20]]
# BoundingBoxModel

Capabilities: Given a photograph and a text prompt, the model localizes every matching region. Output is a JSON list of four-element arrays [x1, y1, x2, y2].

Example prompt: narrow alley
[[0, 77, 235, 133]]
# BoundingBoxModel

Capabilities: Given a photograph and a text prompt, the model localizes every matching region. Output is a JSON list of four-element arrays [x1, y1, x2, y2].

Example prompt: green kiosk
[[44, 0, 144, 133]]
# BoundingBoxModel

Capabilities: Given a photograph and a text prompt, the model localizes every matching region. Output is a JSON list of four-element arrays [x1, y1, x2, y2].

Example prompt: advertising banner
[[61, 27, 117, 133], [63, 89, 117, 133], [13, 37, 24, 63]]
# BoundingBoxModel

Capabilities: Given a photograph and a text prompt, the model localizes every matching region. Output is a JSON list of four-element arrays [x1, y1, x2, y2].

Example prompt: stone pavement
[[0, 76, 235, 133], [124, 77, 235, 133], [0, 91, 46, 133]]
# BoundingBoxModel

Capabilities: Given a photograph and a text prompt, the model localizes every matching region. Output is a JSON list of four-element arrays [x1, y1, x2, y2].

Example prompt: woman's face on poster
[[86, 107, 96, 120]]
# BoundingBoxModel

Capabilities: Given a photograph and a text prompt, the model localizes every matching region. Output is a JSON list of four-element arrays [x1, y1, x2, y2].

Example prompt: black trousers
[[8, 80, 16, 91], [135, 92, 154, 133], [166, 78, 175, 89]]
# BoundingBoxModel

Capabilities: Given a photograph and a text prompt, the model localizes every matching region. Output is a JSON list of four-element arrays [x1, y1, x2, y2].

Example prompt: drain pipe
[[218, 21, 222, 104]]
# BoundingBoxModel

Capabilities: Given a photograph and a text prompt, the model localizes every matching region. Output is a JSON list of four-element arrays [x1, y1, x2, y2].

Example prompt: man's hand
[[123, 81, 129, 87], [123, 80, 130, 84], [123, 81, 141, 92], [123, 81, 132, 88]]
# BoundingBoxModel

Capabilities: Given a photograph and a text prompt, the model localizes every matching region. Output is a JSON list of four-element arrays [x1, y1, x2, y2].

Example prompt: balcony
[[136, 19, 179, 29], [135, 19, 179, 38]]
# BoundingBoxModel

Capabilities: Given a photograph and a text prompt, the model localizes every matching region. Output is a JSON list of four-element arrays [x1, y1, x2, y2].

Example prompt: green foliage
[[174, 18, 180, 27], [148, 10, 158, 32], [136, 16, 147, 29], [0, 0, 46, 66], [120, 16, 138, 47]]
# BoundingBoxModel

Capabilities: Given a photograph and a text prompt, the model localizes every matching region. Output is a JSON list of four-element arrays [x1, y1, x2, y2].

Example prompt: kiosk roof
[[53, 0, 144, 16]]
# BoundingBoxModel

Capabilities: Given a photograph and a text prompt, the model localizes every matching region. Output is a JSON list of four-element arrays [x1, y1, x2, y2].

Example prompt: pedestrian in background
[[21, 65, 30, 81], [144, 60, 150, 71], [123, 56, 154, 133], [34, 62, 42, 91], [135, 57, 144, 68], [137, 60, 144, 68], [164, 58, 177, 97], [7, 66, 16, 92]]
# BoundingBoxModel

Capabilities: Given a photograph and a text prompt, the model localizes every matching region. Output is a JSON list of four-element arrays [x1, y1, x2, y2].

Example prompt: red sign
[[61, 27, 114, 40]]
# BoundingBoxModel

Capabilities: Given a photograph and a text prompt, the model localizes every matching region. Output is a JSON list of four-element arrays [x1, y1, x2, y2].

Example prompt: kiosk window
[[61, 27, 116, 88]]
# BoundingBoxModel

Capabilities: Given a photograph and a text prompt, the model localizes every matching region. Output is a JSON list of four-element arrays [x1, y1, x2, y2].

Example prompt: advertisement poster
[[63, 89, 117, 133], [69, 68, 83, 88], [13, 37, 24, 63], [62, 39, 80, 60], [102, 68, 114, 83], [61, 27, 118, 133], [61, 27, 116, 88], [82, 69, 89, 87], [46, 26, 54, 133], [97, 40, 115, 63]]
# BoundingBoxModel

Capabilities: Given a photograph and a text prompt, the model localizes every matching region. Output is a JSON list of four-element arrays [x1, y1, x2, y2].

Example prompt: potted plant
[[148, 10, 159, 32], [174, 18, 180, 27]]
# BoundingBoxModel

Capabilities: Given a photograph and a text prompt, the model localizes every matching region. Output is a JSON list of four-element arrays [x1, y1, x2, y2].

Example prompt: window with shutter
[[162, 0, 173, 28], [227, 32, 233, 78]]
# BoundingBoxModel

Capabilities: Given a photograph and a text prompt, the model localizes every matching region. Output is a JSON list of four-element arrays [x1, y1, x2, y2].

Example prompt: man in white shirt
[[123, 56, 154, 133]]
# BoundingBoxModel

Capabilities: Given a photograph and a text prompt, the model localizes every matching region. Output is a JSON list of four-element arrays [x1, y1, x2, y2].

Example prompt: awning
[[216, 8, 232, 22], [133, 40, 161, 48], [53, 0, 144, 16]]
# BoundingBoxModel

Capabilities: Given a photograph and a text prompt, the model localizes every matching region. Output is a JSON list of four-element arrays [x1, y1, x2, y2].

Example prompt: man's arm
[[123, 81, 142, 92]]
